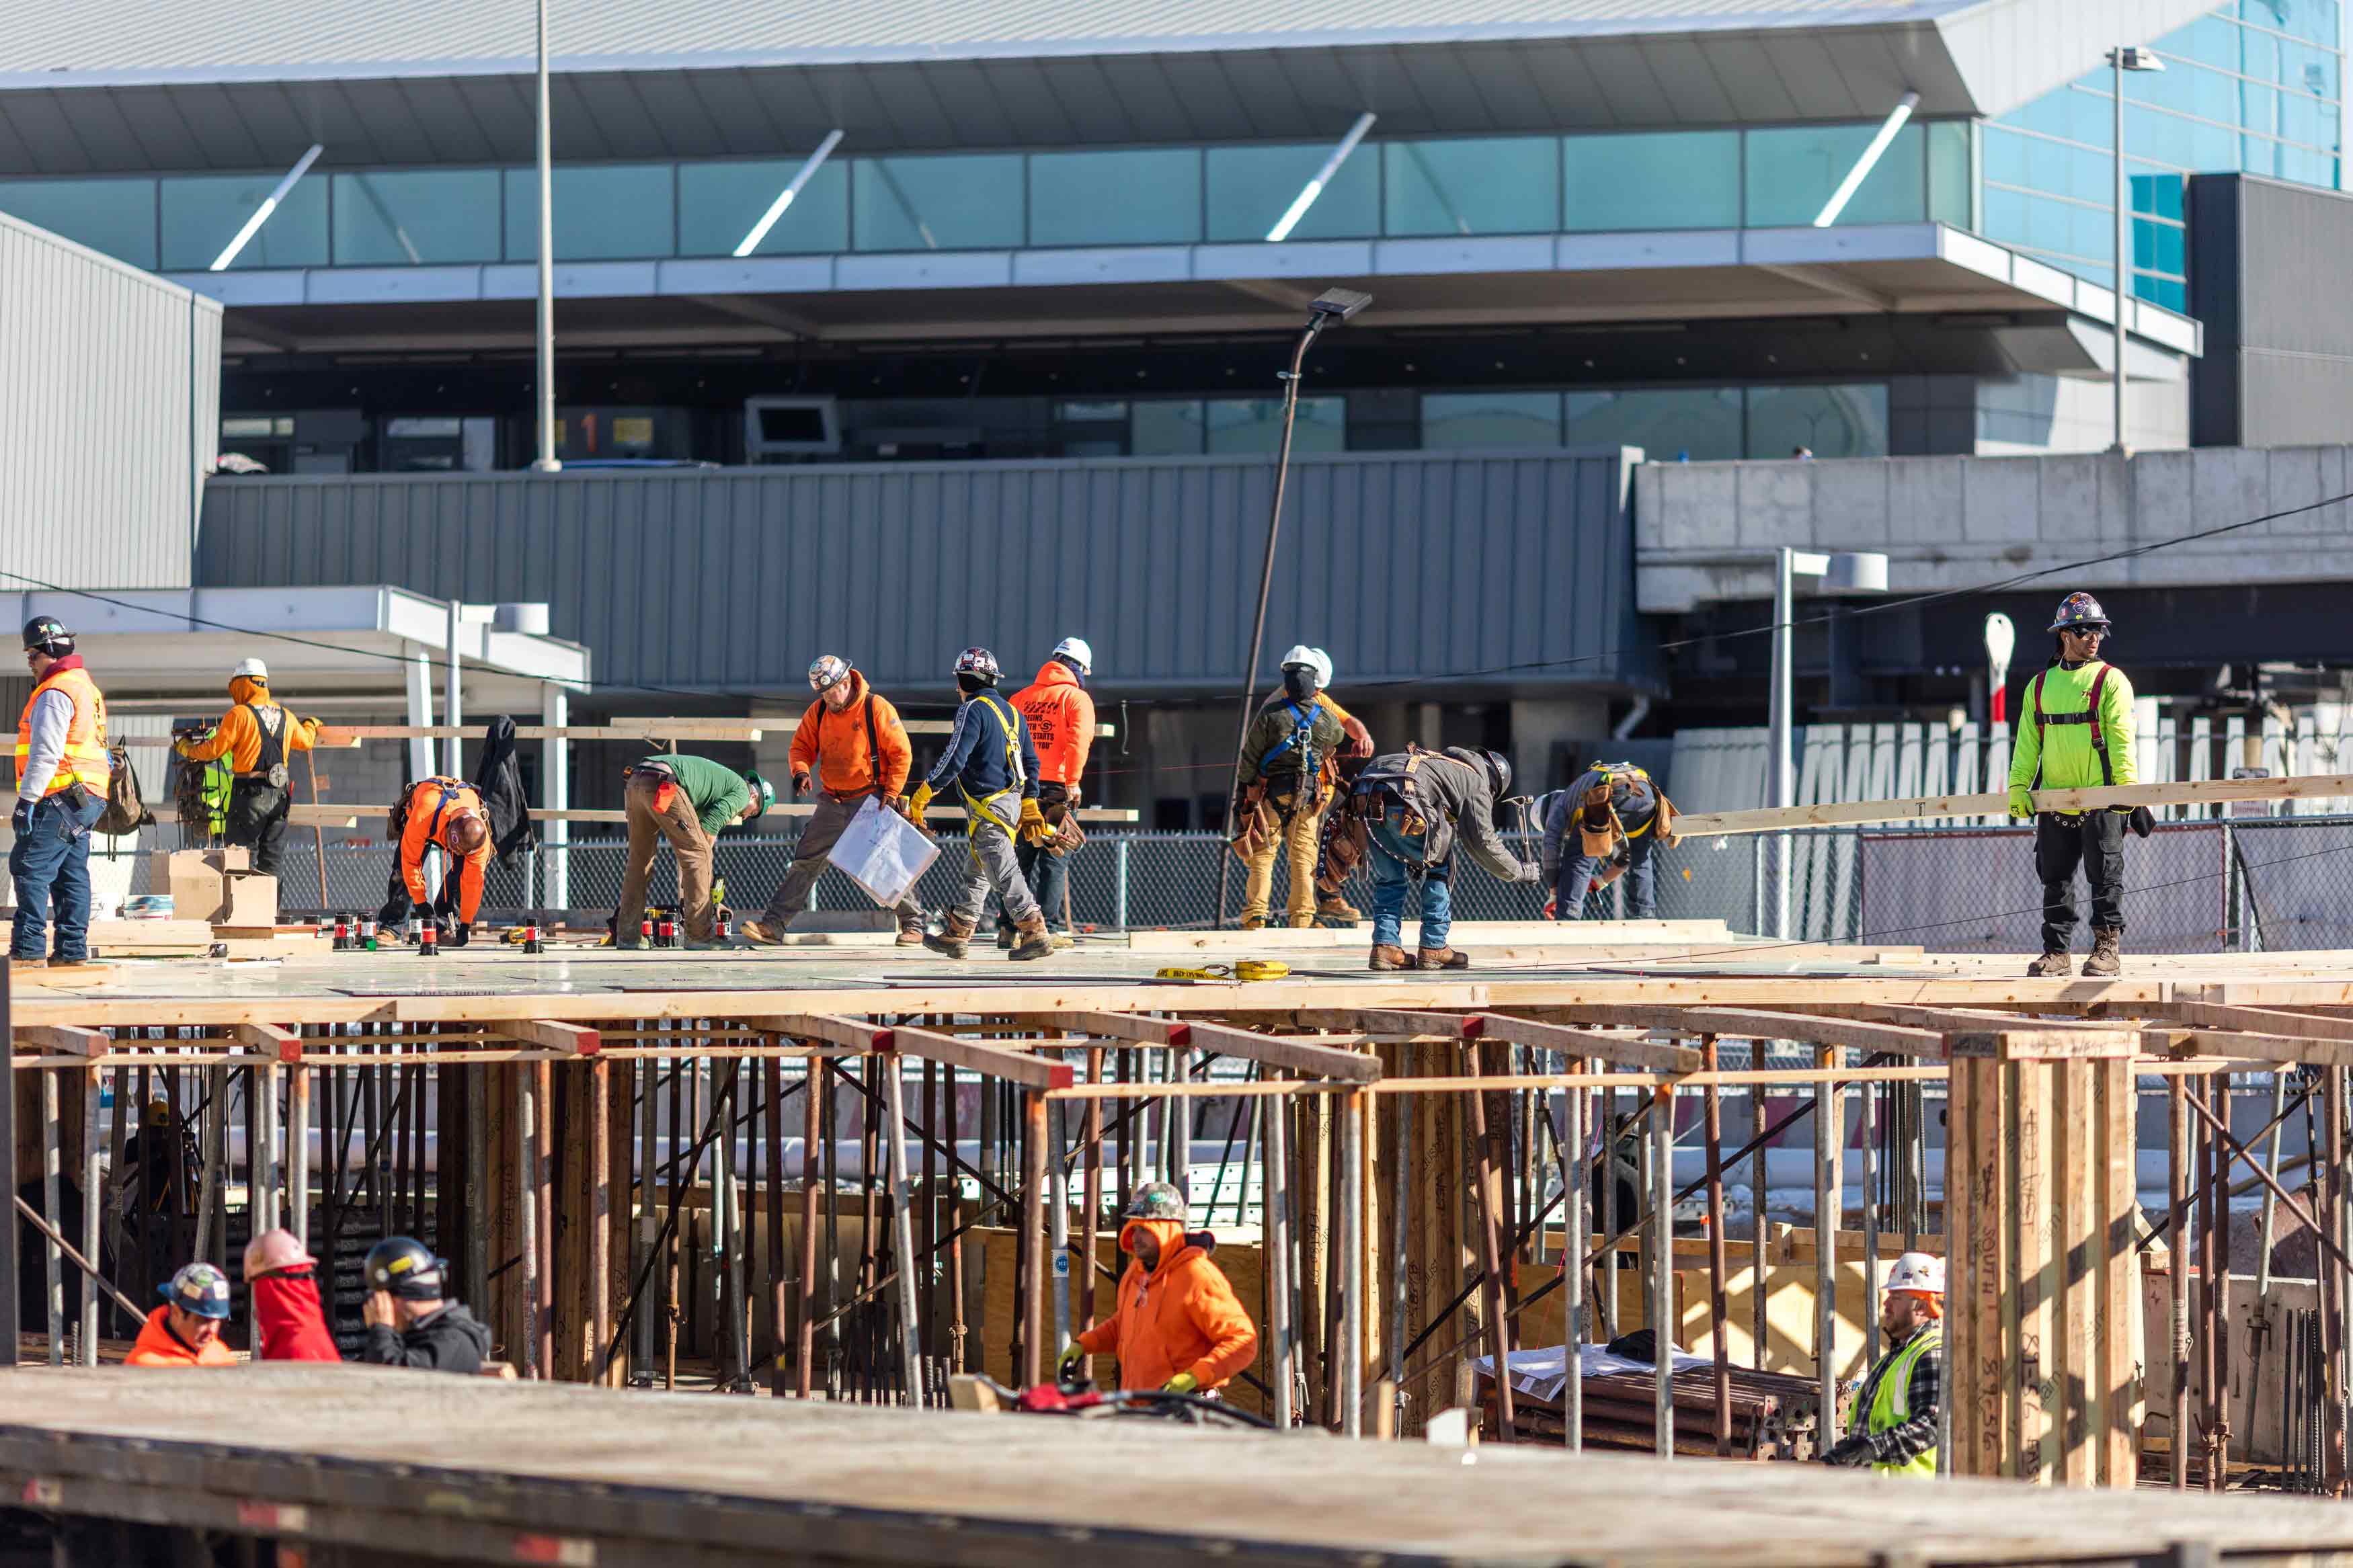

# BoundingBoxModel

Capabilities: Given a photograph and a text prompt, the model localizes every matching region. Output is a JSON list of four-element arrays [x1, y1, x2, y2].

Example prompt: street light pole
[[532, 0, 561, 473], [1764, 548, 1888, 940], [2108, 44, 2166, 454]]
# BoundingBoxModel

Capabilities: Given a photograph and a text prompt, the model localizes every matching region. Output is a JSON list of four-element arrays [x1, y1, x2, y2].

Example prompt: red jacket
[[252, 1267, 342, 1362], [1011, 661, 1096, 788]]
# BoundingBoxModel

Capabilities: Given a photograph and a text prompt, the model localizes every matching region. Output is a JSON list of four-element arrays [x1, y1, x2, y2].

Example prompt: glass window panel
[[2130, 108, 2198, 171], [1421, 391, 1562, 449], [1205, 396, 1345, 454], [676, 159, 848, 257], [852, 154, 1023, 251], [1745, 384, 1889, 460], [0, 178, 155, 267], [1927, 121, 1972, 227], [2002, 92, 2075, 140], [1983, 126, 2034, 188], [2239, 27, 2281, 84], [2284, 41, 2340, 97], [2141, 274, 2189, 312], [2131, 171, 2185, 220], [331, 169, 500, 264], [1382, 137, 1558, 236], [161, 171, 327, 270], [2069, 87, 2116, 149], [1205, 142, 1378, 242], [2181, 15, 2242, 71], [1980, 183, 2031, 248], [1566, 388, 1741, 461], [502, 165, 674, 261], [1561, 130, 1738, 230], [2194, 116, 2243, 168], [1028, 149, 1200, 247], [1132, 400, 1205, 455], [1743, 122, 1924, 226]]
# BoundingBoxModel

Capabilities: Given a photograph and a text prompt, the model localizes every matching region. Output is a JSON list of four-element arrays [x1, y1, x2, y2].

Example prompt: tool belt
[[1576, 764, 1679, 856], [1317, 747, 1437, 892], [1040, 791, 1086, 857]]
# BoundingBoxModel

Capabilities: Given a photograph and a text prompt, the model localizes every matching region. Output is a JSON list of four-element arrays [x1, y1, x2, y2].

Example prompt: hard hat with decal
[[1049, 636, 1092, 676], [2046, 592, 2112, 634], [1885, 1251, 1945, 1296], [163, 1262, 233, 1320]]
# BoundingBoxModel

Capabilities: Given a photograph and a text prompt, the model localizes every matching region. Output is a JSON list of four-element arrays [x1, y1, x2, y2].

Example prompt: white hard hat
[[232, 657, 268, 682], [1279, 644, 1317, 671], [1885, 1251, 1944, 1296], [1307, 647, 1334, 691], [1051, 636, 1093, 675]]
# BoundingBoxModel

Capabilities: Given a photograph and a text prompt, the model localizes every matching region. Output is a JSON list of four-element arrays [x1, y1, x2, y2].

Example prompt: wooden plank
[[2014, 1060, 2053, 1482], [2096, 1057, 2140, 1487], [2180, 999, 2353, 1042], [2053, 1058, 2093, 1486], [288, 803, 1139, 828], [13, 1026, 106, 1058], [1542, 1004, 1944, 1059], [1467, 1013, 1701, 1074], [1671, 773, 2353, 839], [1066, 1011, 1378, 1082], [230, 1022, 303, 1063], [504, 1020, 602, 1057], [743, 1014, 892, 1054], [889, 1025, 1075, 1092], [1946, 1030, 2139, 1061]]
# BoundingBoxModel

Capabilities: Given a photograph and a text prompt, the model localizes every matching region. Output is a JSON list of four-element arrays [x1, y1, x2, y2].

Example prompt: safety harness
[[957, 691, 1027, 838], [2027, 663, 2116, 790], [1577, 761, 1663, 858], [1259, 697, 1327, 800], [241, 703, 290, 789]]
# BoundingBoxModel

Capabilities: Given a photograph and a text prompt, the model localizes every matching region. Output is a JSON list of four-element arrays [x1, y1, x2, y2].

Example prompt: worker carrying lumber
[[13, 616, 110, 968], [358, 1236, 489, 1374], [616, 753, 771, 949], [745, 655, 925, 947], [389, 776, 491, 945], [1231, 646, 1350, 931], [126, 1262, 236, 1368], [1541, 761, 1678, 920], [1320, 745, 1540, 971], [2007, 592, 2149, 979], [1059, 1183, 1257, 1396], [998, 636, 1096, 950], [171, 658, 320, 878], [243, 1228, 341, 1363], [1821, 1251, 1943, 1474], [909, 648, 1052, 960]]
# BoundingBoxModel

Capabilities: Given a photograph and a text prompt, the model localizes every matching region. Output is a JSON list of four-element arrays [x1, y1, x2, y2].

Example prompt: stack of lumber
[[1480, 1360, 1820, 1458]]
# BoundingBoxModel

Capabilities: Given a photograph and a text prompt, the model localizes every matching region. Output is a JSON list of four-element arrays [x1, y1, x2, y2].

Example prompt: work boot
[[2026, 950, 2072, 977], [1417, 946, 1472, 971], [996, 922, 1016, 950], [1049, 931, 1076, 950], [2081, 927, 2122, 978], [1314, 896, 1361, 930], [681, 936, 724, 952], [612, 936, 649, 952], [1239, 914, 1268, 932], [738, 919, 787, 948], [1008, 915, 1054, 962], [923, 915, 976, 959], [1368, 944, 1411, 972], [1287, 913, 1317, 930], [895, 919, 926, 948]]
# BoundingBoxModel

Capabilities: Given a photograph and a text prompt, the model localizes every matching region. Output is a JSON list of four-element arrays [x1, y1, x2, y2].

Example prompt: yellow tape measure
[[1153, 960, 1291, 983]]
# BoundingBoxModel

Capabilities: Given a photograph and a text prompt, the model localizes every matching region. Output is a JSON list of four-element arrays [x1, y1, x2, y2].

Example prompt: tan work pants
[[617, 773, 716, 940], [1241, 780, 1325, 927]]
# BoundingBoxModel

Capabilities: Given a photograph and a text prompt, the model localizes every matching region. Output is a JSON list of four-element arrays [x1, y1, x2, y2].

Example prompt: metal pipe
[[592, 1058, 611, 1384], [2258, 1071, 2291, 1298], [1769, 547, 1795, 940], [1267, 1077, 1294, 1428], [1561, 1061, 1584, 1451], [535, 1060, 555, 1378], [1751, 1073, 1766, 1370], [883, 1054, 925, 1405], [1702, 1040, 1731, 1457], [1861, 1074, 1879, 1366], [80, 1067, 100, 1366], [288, 1066, 310, 1245], [638, 1055, 659, 1380], [1391, 1087, 1412, 1438], [1814, 1045, 1837, 1446], [1652, 1084, 1675, 1458], [1050, 1098, 1071, 1358], [797, 1057, 822, 1399], [1080, 1048, 1104, 1335], [255, 1063, 279, 1232], [42, 1071, 61, 1364], [1340, 1088, 1364, 1438], [518, 1064, 540, 1379], [530, 0, 559, 472], [2169, 1072, 2190, 1489]]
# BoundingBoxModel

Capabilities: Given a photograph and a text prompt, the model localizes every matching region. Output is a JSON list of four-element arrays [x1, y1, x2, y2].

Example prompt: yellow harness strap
[[959, 691, 1028, 839]]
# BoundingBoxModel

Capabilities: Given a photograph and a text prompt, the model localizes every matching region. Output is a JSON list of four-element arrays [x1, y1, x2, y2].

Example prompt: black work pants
[[2035, 810, 2125, 952], [225, 778, 291, 877]]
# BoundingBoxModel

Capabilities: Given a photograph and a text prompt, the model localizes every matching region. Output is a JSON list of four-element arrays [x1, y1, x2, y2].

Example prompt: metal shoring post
[[1021, 1091, 1049, 1389], [1601, 1087, 1620, 1337], [1170, 1046, 1193, 1200], [1636, 1089, 1655, 1331], [1702, 1037, 1731, 1457], [881, 1049, 925, 1405], [2258, 1071, 2290, 1304], [637, 1053, 659, 1382], [1814, 1044, 1839, 1448], [41, 1071, 62, 1364], [1861, 1071, 1879, 1366], [1050, 1091, 1072, 1358], [727, 1055, 753, 1392], [200, 1064, 228, 1273], [1341, 1086, 1365, 1438], [1751, 1058, 1767, 1370], [1562, 1056, 1585, 1451], [255, 1062, 280, 1233], [1267, 1073, 1295, 1428], [288, 1063, 311, 1246], [0, 962, 13, 1368], [1391, 1085, 1412, 1438], [80, 1065, 101, 1366], [2169, 1071, 2190, 1489], [519, 1064, 540, 1380], [1651, 1083, 1675, 1458]]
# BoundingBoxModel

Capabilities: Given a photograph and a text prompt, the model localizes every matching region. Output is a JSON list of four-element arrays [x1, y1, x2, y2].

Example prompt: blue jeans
[[1558, 831, 1657, 919], [11, 788, 104, 961], [1369, 820, 1451, 950]]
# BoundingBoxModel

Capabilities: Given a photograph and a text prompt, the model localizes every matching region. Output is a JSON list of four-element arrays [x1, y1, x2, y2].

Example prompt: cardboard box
[[203, 846, 251, 874], [155, 850, 225, 922], [216, 873, 278, 929]]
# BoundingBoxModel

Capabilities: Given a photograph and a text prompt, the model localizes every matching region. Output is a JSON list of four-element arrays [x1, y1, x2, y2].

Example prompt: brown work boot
[[895, 919, 926, 947], [1417, 946, 1471, 971], [2026, 950, 2073, 977], [1287, 913, 1316, 930], [1049, 932, 1076, 950], [1239, 914, 1268, 932], [1368, 944, 1411, 971], [996, 923, 1016, 950], [1008, 915, 1054, 962], [739, 918, 787, 948], [2081, 927, 2122, 978], [1314, 896, 1361, 930], [922, 915, 977, 959]]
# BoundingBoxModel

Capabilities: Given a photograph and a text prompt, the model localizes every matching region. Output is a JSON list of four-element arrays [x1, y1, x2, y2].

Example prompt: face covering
[[957, 673, 990, 698], [1282, 667, 1315, 702]]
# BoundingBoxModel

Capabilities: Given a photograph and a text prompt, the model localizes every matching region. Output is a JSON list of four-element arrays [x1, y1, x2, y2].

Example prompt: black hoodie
[[360, 1301, 491, 1374]]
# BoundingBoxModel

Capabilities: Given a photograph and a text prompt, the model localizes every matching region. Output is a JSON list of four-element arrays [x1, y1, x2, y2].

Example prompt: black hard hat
[[1480, 749, 1513, 799], [2047, 591, 2111, 634], [363, 1235, 449, 1301], [22, 616, 72, 655]]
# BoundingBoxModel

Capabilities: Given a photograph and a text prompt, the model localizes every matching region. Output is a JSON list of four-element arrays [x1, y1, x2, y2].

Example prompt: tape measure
[[1153, 960, 1291, 983]]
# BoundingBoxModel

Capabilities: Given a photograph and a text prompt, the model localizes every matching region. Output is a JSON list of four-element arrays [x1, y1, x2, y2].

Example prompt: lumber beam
[[1064, 1010, 1188, 1046], [2180, 1000, 2353, 1043], [288, 803, 1140, 828], [1542, 1005, 1946, 1059], [1946, 1030, 2138, 1061], [889, 1025, 1075, 1091], [504, 1020, 603, 1057], [1470, 1013, 1702, 1073], [15, 1026, 108, 1058], [1671, 772, 2353, 839], [744, 1015, 893, 1054], [1176, 1019, 1380, 1083], [1316, 1007, 1484, 1040], [231, 1022, 303, 1063]]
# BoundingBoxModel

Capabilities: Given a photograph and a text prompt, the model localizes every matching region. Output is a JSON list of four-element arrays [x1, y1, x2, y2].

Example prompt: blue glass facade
[[1984, 0, 2344, 310]]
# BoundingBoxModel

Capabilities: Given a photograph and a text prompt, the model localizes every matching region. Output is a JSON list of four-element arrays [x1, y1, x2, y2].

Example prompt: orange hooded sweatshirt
[[1011, 660, 1095, 788], [789, 671, 912, 799], [126, 1305, 235, 1368], [175, 676, 321, 774], [1073, 1218, 1257, 1392]]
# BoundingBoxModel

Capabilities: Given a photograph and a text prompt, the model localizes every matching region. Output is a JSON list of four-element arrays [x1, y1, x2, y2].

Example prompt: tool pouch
[[1228, 798, 1276, 862], [1319, 803, 1369, 894], [1043, 796, 1086, 856]]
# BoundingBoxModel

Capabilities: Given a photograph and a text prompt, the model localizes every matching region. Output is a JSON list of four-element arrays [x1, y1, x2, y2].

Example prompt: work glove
[[10, 799, 32, 835], [1019, 797, 1051, 847], [448, 921, 472, 949], [1161, 1371, 1200, 1395], [791, 770, 812, 797], [1058, 1342, 1088, 1376], [2007, 784, 2035, 821], [1543, 894, 1559, 920], [906, 782, 932, 831], [1820, 1434, 1872, 1467]]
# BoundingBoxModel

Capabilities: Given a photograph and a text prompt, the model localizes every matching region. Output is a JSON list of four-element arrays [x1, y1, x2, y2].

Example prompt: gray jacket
[[1358, 747, 1538, 883]]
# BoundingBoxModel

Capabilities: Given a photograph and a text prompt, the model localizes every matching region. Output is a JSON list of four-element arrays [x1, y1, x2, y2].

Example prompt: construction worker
[[243, 1228, 340, 1362], [358, 1235, 489, 1374], [1232, 647, 1348, 930], [745, 655, 924, 946], [2007, 592, 2141, 978], [1542, 761, 1677, 920], [126, 1262, 236, 1368], [1002, 636, 1095, 948], [616, 753, 771, 949], [1323, 746, 1540, 971], [391, 776, 491, 946], [908, 649, 1051, 960], [12, 616, 110, 967], [1059, 1182, 1257, 1397], [1303, 647, 1374, 930], [1821, 1251, 1943, 1473], [171, 658, 320, 877]]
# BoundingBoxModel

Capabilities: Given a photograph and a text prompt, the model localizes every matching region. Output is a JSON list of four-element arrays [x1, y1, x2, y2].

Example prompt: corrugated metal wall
[[0, 210, 218, 589], [196, 450, 1655, 698]]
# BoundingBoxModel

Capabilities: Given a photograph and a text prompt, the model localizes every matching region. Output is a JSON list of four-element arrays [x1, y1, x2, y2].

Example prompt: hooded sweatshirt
[[360, 1301, 491, 1374], [176, 676, 321, 775], [1072, 1217, 1257, 1392], [1011, 660, 1096, 787], [252, 1265, 343, 1362], [125, 1305, 236, 1368]]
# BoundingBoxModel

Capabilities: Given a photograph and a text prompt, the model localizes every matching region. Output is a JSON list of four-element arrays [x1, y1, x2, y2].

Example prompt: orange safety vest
[[15, 664, 109, 797]]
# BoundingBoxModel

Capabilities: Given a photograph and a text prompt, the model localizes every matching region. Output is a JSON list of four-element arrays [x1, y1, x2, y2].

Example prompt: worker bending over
[[1001, 636, 1095, 948], [127, 1262, 235, 1368], [746, 655, 923, 946], [1232, 646, 1347, 930], [13, 616, 110, 968], [1323, 746, 1539, 971], [390, 777, 491, 945], [243, 1228, 340, 1363], [1822, 1251, 1943, 1474], [173, 658, 319, 877], [358, 1236, 489, 1374], [909, 649, 1051, 960], [2007, 593, 2143, 978], [1060, 1183, 1257, 1397], [616, 753, 770, 948], [1542, 760, 1677, 920]]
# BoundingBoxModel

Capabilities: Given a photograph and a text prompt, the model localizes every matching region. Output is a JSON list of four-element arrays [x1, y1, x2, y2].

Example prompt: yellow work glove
[[2007, 784, 2034, 821], [1161, 1370, 1199, 1395], [1058, 1342, 1088, 1376], [1019, 796, 1051, 847], [906, 782, 932, 831]]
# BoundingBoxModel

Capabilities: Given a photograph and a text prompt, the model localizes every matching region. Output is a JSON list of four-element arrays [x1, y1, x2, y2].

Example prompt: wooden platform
[[7, 1365, 2353, 1568]]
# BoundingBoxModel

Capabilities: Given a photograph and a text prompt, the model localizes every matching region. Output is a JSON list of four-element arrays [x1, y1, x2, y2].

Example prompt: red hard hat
[[243, 1227, 312, 1280]]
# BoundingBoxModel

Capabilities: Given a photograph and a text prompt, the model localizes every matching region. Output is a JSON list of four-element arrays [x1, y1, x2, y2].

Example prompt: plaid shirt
[[1843, 1327, 1942, 1467]]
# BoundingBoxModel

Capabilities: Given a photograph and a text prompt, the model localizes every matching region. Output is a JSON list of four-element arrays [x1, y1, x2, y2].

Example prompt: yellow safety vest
[[1860, 1327, 1940, 1477], [15, 665, 110, 797]]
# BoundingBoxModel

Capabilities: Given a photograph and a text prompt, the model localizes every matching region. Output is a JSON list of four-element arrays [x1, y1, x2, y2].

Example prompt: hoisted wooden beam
[[1671, 773, 2353, 839]]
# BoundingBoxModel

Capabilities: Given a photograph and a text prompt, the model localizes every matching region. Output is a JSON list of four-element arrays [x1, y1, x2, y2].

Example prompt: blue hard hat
[[162, 1262, 233, 1320]]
